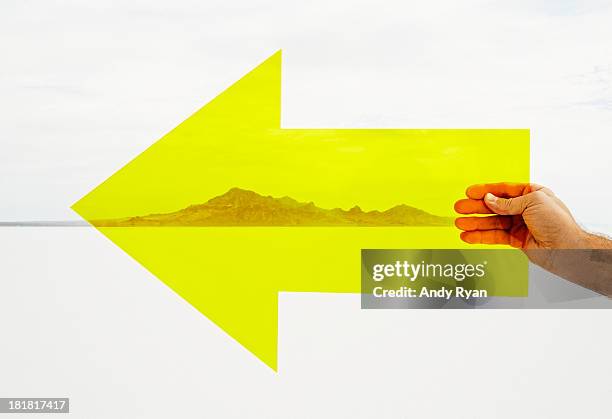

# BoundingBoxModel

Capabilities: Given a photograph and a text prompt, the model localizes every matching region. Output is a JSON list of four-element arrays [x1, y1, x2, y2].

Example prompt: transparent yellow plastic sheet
[[72, 51, 529, 370]]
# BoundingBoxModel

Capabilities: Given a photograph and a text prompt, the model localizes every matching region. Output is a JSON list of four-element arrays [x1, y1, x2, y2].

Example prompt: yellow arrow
[[72, 50, 529, 371]]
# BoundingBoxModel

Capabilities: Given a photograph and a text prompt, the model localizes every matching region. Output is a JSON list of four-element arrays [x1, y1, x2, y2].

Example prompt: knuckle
[[532, 190, 547, 201], [500, 198, 513, 209]]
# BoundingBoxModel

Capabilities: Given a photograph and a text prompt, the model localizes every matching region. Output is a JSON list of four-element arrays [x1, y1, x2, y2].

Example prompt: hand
[[454, 183, 586, 249], [454, 182, 612, 296]]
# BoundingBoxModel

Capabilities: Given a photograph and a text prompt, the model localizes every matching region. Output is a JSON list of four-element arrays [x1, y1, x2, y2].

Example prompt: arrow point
[[70, 52, 285, 371]]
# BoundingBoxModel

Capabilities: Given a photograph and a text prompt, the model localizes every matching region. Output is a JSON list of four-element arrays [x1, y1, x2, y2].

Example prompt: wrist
[[573, 228, 591, 248], [576, 230, 612, 249]]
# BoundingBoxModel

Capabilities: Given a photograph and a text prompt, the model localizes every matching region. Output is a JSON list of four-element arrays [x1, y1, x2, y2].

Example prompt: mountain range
[[92, 187, 453, 227]]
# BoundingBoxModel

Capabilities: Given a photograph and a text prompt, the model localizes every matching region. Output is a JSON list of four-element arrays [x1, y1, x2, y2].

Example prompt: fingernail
[[485, 193, 497, 204]]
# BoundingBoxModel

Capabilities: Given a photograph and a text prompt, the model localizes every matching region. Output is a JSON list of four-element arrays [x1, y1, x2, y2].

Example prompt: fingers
[[454, 199, 494, 214], [465, 183, 530, 199], [455, 216, 512, 231], [460, 228, 527, 248], [509, 222, 529, 248], [456, 215, 522, 248], [456, 182, 534, 214], [528, 183, 554, 197], [465, 182, 554, 199], [456, 182, 547, 249], [484, 193, 530, 215], [455, 196, 525, 216], [460, 230, 511, 245]]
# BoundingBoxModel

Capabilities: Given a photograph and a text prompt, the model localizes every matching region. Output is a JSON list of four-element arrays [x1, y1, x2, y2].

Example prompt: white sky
[[1, 0, 612, 231]]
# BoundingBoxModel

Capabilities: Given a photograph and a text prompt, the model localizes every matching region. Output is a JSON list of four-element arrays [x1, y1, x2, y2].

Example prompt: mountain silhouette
[[93, 187, 452, 227]]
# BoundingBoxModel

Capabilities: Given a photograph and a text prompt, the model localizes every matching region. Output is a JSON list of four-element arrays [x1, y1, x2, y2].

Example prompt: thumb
[[484, 192, 531, 215]]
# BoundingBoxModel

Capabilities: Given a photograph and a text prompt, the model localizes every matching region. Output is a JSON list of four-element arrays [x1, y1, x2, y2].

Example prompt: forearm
[[526, 231, 612, 297], [580, 231, 612, 249]]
